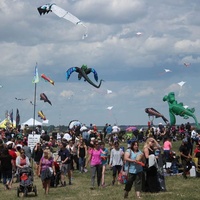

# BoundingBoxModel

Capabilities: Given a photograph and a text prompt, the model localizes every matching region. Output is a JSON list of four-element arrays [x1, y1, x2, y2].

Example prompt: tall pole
[[32, 62, 39, 132], [33, 82, 37, 130]]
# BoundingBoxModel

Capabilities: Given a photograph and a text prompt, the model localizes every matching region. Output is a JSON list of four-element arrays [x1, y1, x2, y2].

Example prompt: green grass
[[0, 140, 199, 200]]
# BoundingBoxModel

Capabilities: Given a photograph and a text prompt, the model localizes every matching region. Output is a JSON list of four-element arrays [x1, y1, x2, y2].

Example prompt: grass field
[[0, 140, 199, 200]]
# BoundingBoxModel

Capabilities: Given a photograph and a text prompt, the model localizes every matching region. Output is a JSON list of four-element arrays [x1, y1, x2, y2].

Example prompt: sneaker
[[124, 191, 128, 199], [112, 180, 115, 185], [90, 186, 94, 190]]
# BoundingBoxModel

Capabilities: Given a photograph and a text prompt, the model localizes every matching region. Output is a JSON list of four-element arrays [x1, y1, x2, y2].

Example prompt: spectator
[[77, 139, 87, 173], [33, 142, 43, 176], [124, 141, 144, 199], [86, 141, 103, 189], [55, 142, 72, 186], [0, 148, 14, 190], [163, 137, 172, 161], [179, 138, 192, 179], [143, 137, 160, 193], [109, 141, 124, 185], [38, 148, 55, 195]]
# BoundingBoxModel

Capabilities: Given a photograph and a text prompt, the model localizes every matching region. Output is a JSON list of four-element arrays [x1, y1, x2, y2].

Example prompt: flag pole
[[32, 62, 39, 131], [33, 82, 37, 130]]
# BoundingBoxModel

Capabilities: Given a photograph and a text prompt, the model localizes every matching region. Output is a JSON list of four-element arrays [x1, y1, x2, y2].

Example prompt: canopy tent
[[0, 119, 16, 129], [21, 118, 42, 126]]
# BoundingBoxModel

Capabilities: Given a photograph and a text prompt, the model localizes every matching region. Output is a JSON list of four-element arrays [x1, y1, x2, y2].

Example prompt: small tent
[[21, 118, 42, 127]]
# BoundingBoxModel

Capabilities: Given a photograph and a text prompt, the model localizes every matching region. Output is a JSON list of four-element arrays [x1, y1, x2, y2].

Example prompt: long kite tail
[[162, 116, 169, 124], [95, 79, 104, 88]]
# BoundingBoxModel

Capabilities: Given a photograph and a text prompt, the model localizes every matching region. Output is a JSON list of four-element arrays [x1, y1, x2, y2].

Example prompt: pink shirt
[[163, 141, 172, 150], [89, 149, 103, 166]]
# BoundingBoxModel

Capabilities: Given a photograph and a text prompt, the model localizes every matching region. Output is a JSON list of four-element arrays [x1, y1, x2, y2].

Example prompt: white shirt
[[112, 125, 120, 133]]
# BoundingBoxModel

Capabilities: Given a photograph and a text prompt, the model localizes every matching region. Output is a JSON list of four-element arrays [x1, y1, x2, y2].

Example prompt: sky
[[0, 0, 200, 127]]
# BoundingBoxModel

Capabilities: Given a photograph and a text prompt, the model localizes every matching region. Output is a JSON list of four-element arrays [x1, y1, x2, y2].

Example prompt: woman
[[33, 142, 43, 176], [16, 148, 30, 169], [100, 141, 108, 187], [86, 141, 103, 189], [109, 141, 124, 185], [77, 139, 87, 173], [163, 137, 172, 161], [0, 148, 14, 190], [143, 137, 160, 193], [38, 148, 55, 194], [124, 141, 144, 199]]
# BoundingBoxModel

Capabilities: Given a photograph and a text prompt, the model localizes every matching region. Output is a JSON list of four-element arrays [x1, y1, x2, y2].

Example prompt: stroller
[[17, 167, 37, 197]]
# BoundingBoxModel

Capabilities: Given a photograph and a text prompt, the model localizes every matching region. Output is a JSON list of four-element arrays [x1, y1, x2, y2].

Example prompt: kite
[[164, 69, 172, 73], [145, 108, 169, 124], [41, 74, 54, 85], [184, 62, 191, 67], [38, 110, 46, 120], [107, 106, 113, 110], [68, 120, 81, 130], [107, 89, 112, 94], [178, 81, 185, 96], [15, 98, 27, 101], [160, 68, 172, 75], [163, 92, 200, 129], [40, 93, 52, 105], [37, 3, 88, 39], [66, 64, 104, 88], [136, 32, 142, 36]]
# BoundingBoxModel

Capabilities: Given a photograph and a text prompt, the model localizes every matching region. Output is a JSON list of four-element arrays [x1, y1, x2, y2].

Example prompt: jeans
[[124, 172, 143, 192], [2, 170, 12, 185], [79, 157, 86, 172], [90, 164, 102, 187]]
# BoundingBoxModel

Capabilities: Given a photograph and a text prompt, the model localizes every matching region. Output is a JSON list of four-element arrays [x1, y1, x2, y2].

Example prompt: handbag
[[118, 149, 132, 184]]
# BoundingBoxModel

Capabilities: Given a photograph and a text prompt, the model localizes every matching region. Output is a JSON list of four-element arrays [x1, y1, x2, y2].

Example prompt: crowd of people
[[0, 121, 200, 198]]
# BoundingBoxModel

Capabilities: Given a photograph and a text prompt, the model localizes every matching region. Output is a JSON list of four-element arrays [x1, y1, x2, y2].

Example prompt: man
[[55, 142, 72, 186], [179, 138, 192, 179]]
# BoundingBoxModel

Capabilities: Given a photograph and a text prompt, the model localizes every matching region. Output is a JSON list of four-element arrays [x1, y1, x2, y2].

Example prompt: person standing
[[55, 142, 72, 186], [86, 141, 103, 189], [179, 138, 192, 179], [33, 143, 43, 176], [109, 141, 124, 185], [163, 137, 172, 162], [143, 137, 160, 193], [38, 148, 55, 194], [100, 142, 108, 187], [124, 141, 144, 199], [0, 148, 14, 190], [77, 139, 87, 173]]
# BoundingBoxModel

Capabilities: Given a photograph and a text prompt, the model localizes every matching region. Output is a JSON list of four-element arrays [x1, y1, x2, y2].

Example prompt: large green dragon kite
[[163, 92, 200, 129]]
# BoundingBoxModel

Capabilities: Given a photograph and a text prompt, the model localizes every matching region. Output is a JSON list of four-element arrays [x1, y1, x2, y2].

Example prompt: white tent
[[21, 118, 42, 126]]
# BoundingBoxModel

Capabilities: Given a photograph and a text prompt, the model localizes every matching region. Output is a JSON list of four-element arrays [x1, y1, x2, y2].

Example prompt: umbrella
[[68, 120, 81, 129], [126, 126, 137, 132]]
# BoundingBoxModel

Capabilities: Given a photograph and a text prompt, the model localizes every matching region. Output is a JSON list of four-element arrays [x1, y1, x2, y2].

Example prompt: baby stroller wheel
[[17, 187, 20, 197], [33, 185, 37, 196]]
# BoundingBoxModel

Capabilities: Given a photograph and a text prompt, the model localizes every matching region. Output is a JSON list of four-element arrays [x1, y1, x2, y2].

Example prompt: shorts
[[61, 164, 71, 175]]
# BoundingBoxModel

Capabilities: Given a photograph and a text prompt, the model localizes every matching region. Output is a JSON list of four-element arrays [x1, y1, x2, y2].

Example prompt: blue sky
[[0, 0, 200, 127]]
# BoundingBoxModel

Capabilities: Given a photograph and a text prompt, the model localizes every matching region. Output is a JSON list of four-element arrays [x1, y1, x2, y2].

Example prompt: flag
[[16, 108, 20, 127], [32, 64, 39, 83], [5, 110, 9, 119], [10, 109, 13, 123]]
